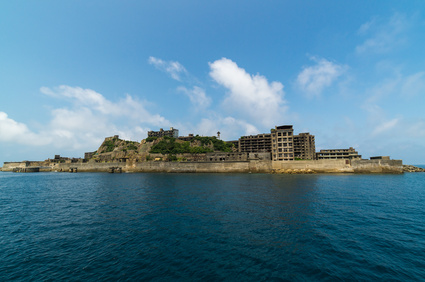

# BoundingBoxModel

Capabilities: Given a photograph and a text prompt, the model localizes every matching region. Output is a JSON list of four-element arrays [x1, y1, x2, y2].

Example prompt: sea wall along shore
[[1, 159, 404, 173]]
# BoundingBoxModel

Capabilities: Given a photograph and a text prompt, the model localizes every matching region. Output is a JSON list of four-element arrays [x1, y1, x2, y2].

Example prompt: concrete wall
[[2, 158, 403, 174], [52, 162, 121, 172], [351, 159, 403, 173], [272, 159, 352, 173], [51, 160, 272, 173], [131, 161, 252, 173], [272, 159, 403, 173], [2, 162, 28, 171]]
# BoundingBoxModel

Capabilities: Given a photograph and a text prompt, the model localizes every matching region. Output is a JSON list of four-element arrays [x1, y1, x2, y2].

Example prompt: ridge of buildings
[[102, 124, 361, 162]]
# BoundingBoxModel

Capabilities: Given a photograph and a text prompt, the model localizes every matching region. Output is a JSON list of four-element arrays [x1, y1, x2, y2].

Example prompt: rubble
[[402, 165, 425, 172]]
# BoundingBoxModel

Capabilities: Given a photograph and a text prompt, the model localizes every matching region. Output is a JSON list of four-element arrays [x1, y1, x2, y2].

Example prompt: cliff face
[[92, 136, 145, 162]]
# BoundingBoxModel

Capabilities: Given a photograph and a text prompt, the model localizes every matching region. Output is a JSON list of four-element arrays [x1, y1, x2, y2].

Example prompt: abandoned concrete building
[[237, 125, 316, 161], [148, 127, 179, 138], [271, 125, 295, 161], [177, 133, 195, 142], [238, 133, 272, 153], [293, 132, 316, 160], [316, 147, 361, 160], [84, 152, 95, 160]]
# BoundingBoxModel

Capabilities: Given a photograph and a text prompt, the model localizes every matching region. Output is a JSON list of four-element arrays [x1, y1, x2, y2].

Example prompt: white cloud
[[192, 116, 259, 141], [0, 112, 51, 145], [0, 86, 170, 153], [209, 57, 286, 127], [177, 86, 212, 110], [41, 85, 168, 126], [356, 13, 408, 54], [296, 57, 346, 97], [148, 56, 187, 81], [372, 118, 399, 136]]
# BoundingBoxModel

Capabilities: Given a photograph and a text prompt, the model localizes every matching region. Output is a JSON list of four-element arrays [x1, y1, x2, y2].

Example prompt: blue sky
[[1, 1, 424, 165]]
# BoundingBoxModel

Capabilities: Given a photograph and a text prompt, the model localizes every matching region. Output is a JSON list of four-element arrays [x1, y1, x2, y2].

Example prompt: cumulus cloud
[[0, 112, 51, 145], [148, 56, 187, 81], [177, 86, 212, 110], [209, 58, 286, 127], [190, 116, 259, 141], [356, 13, 408, 54], [0, 86, 170, 152], [41, 85, 168, 126], [296, 57, 346, 97]]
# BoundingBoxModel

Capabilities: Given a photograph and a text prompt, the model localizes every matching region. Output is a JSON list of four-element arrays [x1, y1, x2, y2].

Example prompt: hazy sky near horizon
[[1, 1, 425, 164]]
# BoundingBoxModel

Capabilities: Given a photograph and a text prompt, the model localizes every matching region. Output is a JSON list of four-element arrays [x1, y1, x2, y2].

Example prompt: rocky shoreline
[[402, 165, 425, 172]]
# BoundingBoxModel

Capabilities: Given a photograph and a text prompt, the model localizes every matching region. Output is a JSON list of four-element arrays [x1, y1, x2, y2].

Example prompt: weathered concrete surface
[[33, 160, 272, 173], [272, 159, 403, 173], [2, 159, 404, 174], [272, 159, 352, 173], [351, 159, 403, 173]]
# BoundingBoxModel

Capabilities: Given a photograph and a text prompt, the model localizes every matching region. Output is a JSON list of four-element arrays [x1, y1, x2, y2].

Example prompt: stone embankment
[[403, 165, 425, 172], [272, 169, 316, 174]]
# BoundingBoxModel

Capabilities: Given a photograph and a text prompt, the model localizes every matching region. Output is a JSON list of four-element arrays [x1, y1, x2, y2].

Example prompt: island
[[2, 124, 421, 174]]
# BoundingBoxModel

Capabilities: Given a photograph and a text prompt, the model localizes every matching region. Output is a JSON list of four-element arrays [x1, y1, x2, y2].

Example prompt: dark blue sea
[[1, 170, 425, 281]]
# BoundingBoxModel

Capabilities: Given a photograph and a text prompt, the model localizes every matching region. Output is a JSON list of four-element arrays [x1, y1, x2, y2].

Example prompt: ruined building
[[316, 147, 361, 160], [148, 127, 179, 138], [271, 125, 294, 161], [238, 133, 272, 153], [238, 125, 316, 161], [293, 132, 316, 160]]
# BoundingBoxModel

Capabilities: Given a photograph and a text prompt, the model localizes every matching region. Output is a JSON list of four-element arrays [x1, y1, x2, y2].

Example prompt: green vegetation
[[145, 137, 158, 142], [191, 136, 234, 152], [103, 138, 118, 153], [149, 137, 216, 155], [168, 154, 178, 162], [126, 143, 138, 151]]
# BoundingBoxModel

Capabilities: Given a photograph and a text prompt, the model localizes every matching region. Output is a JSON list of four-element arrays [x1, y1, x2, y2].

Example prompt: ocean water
[[1, 171, 424, 281]]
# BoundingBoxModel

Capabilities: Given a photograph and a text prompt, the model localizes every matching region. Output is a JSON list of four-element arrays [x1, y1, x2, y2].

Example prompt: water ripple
[[0, 172, 424, 280]]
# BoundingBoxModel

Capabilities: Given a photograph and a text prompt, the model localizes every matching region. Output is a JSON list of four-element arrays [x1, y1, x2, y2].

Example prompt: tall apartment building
[[293, 133, 316, 160], [271, 125, 294, 161], [238, 133, 271, 153], [148, 127, 179, 138], [316, 147, 361, 160]]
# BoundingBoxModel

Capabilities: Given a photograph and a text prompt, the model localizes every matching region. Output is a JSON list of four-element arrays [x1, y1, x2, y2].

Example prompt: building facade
[[316, 147, 361, 160], [271, 125, 294, 161], [293, 132, 316, 160], [148, 127, 179, 138], [178, 134, 195, 142], [238, 133, 271, 153]]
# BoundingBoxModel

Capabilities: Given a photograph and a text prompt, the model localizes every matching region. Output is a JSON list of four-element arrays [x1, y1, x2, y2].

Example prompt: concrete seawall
[[351, 159, 403, 173], [2, 159, 403, 173], [48, 160, 272, 173], [272, 159, 403, 173], [272, 159, 352, 173]]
